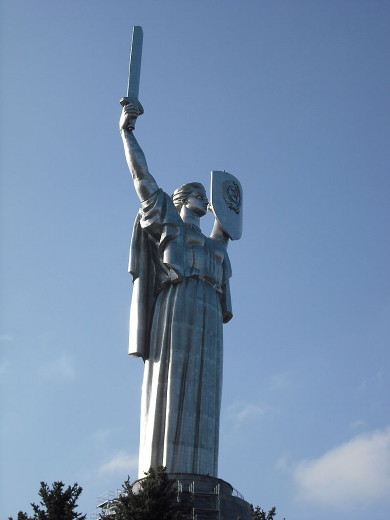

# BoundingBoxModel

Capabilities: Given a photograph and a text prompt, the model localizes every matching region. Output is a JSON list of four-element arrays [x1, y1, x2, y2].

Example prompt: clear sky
[[1, 1, 389, 519]]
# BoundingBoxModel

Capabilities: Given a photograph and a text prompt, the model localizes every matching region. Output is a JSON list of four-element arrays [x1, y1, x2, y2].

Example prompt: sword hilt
[[119, 97, 144, 130]]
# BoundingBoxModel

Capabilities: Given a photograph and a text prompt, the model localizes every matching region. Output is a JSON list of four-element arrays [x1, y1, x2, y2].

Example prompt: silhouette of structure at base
[[94, 474, 251, 520], [167, 474, 252, 520]]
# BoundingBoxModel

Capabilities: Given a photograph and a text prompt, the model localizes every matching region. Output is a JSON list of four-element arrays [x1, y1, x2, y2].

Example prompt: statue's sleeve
[[128, 213, 156, 359], [128, 189, 184, 359], [139, 189, 185, 280], [139, 189, 180, 233]]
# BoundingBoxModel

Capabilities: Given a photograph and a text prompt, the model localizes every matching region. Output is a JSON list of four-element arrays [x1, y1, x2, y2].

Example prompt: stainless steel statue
[[119, 27, 243, 479]]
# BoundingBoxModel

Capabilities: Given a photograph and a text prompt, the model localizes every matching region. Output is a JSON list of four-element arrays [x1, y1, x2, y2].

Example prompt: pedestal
[[168, 473, 252, 520]]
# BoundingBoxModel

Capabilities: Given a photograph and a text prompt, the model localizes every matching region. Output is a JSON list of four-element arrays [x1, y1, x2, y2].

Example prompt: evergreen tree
[[9, 481, 86, 520], [249, 504, 284, 520], [111, 466, 192, 520], [8, 513, 32, 520]]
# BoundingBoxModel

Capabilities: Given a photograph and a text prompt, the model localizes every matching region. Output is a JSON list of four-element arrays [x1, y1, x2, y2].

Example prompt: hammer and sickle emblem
[[222, 181, 241, 214]]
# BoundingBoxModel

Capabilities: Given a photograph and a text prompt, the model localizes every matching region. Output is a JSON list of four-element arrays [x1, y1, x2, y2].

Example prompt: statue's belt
[[161, 275, 221, 292]]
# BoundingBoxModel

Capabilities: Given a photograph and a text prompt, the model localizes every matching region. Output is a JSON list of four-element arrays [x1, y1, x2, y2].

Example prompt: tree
[[249, 504, 284, 520], [110, 466, 192, 520], [8, 513, 32, 520], [9, 481, 86, 520]]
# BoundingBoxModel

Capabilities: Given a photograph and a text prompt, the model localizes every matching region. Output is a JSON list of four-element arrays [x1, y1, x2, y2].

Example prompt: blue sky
[[1, 1, 389, 519]]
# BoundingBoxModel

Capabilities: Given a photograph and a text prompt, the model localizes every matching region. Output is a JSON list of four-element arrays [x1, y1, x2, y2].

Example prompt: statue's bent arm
[[210, 218, 229, 248], [120, 111, 158, 202]]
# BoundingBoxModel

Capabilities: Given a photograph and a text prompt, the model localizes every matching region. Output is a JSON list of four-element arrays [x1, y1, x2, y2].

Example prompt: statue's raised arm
[[118, 30, 251, 520], [119, 103, 158, 202], [119, 91, 236, 479]]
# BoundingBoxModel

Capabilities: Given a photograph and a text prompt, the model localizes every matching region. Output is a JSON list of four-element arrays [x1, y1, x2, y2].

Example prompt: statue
[[119, 27, 242, 480]]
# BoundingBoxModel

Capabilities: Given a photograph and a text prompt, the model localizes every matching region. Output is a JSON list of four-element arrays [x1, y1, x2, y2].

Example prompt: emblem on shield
[[222, 180, 241, 214], [210, 171, 243, 240]]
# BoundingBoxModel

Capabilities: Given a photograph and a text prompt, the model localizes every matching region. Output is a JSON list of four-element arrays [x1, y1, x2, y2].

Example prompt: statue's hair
[[171, 182, 206, 211]]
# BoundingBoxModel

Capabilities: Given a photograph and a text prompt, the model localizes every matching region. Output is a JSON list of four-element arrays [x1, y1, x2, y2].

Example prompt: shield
[[210, 170, 243, 240]]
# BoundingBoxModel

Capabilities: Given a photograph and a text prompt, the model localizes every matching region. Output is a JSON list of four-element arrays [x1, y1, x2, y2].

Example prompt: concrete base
[[168, 473, 252, 520]]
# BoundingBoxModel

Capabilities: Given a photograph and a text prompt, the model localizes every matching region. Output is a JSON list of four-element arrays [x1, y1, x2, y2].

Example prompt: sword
[[120, 26, 144, 130]]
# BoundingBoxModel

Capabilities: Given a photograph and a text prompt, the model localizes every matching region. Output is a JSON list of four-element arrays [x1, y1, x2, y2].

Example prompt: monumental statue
[[119, 27, 243, 481]]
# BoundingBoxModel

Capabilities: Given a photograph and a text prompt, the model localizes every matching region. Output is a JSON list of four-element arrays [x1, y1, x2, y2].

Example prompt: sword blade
[[127, 26, 143, 99]]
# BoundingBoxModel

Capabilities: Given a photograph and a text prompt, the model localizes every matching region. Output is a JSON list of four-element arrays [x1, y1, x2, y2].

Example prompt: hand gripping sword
[[120, 26, 144, 130]]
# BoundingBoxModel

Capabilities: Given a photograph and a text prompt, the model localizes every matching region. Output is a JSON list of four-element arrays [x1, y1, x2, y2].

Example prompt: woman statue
[[120, 102, 234, 479]]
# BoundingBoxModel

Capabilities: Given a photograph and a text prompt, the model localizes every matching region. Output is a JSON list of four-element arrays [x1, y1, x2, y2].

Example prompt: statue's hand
[[119, 98, 144, 131]]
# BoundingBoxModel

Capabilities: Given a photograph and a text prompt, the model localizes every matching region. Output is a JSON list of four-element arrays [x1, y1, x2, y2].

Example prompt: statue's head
[[172, 182, 209, 216]]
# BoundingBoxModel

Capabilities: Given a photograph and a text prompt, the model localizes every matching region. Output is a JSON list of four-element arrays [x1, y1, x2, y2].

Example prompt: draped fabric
[[128, 189, 232, 477]]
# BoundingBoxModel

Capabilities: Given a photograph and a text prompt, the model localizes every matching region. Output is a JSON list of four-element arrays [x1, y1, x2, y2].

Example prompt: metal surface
[[120, 26, 144, 129], [119, 43, 243, 479], [126, 26, 143, 99], [210, 170, 243, 240]]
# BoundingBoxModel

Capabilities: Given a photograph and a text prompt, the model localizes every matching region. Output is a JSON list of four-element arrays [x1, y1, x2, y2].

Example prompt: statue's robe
[[128, 189, 232, 477]]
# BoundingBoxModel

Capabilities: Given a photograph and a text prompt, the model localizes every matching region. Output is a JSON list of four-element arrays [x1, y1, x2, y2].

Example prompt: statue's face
[[185, 188, 209, 217]]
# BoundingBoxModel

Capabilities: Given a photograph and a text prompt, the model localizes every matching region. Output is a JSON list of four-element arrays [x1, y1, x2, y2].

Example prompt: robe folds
[[128, 189, 232, 478]]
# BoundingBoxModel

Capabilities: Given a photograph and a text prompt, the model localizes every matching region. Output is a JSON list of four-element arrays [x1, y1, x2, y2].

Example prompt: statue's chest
[[184, 227, 224, 276]]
